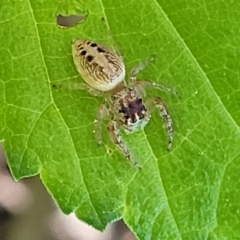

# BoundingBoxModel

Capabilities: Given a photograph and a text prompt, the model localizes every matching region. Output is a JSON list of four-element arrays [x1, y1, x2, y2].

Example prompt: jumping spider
[[63, 39, 177, 169]]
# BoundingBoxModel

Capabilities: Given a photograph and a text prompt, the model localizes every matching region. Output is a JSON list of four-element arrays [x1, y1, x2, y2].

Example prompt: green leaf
[[1, 0, 240, 239]]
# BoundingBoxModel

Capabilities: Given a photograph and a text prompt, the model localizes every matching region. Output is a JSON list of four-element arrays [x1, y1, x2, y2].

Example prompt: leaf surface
[[0, 0, 240, 239]]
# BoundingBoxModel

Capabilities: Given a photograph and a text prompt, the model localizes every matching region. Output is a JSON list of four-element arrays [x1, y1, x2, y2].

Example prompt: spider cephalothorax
[[110, 87, 149, 132], [59, 39, 177, 168]]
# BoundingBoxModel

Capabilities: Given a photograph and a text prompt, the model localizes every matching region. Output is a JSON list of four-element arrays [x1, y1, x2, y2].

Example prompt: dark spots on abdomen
[[97, 47, 105, 53], [86, 55, 94, 62], [80, 50, 87, 56], [90, 42, 97, 47]]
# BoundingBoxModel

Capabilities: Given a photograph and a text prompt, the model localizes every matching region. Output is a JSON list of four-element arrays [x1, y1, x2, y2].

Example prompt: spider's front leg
[[146, 97, 174, 151], [107, 121, 141, 169]]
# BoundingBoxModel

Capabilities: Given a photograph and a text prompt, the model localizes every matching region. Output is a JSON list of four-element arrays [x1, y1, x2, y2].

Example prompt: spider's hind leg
[[94, 104, 109, 145], [129, 55, 156, 82], [146, 97, 174, 151], [53, 82, 105, 97], [133, 80, 178, 95]]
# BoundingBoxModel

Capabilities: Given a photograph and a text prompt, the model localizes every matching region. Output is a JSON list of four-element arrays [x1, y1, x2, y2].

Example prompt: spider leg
[[146, 97, 174, 151], [133, 80, 178, 95], [53, 82, 105, 96], [129, 55, 156, 82], [107, 121, 141, 169], [94, 104, 109, 145]]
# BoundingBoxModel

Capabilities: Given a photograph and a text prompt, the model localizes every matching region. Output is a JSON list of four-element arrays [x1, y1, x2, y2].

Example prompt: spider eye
[[119, 107, 127, 114]]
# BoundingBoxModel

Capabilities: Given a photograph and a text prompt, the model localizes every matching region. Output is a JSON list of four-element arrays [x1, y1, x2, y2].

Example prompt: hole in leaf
[[56, 0, 88, 28]]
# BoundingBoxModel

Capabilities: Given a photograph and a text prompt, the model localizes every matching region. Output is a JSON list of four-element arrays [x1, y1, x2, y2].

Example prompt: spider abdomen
[[72, 39, 125, 91]]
